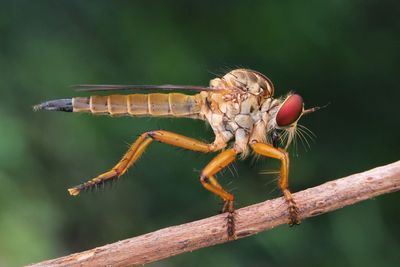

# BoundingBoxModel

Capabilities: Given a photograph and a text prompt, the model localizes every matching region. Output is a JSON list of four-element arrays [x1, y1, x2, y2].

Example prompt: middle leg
[[200, 148, 238, 239]]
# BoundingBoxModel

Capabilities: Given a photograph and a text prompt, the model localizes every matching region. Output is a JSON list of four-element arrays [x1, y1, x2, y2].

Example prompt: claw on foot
[[222, 200, 236, 240], [288, 204, 300, 226], [283, 189, 301, 226], [227, 212, 236, 240]]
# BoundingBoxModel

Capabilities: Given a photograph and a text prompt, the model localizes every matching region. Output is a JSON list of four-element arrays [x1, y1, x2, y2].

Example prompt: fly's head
[[270, 93, 326, 150]]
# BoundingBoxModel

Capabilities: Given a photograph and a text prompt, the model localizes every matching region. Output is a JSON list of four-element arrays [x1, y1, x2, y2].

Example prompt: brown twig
[[29, 161, 400, 267]]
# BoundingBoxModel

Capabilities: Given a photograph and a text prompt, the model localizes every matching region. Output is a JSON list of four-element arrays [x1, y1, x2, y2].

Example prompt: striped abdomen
[[73, 93, 202, 118]]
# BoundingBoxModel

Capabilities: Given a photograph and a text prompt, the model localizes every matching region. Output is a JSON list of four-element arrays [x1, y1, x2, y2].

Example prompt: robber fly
[[34, 69, 324, 239]]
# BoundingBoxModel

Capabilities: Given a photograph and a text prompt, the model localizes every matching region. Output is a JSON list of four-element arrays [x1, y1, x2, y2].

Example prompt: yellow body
[[73, 93, 202, 118]]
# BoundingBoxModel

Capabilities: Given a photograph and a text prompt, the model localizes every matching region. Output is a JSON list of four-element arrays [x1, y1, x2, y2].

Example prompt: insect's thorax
[[198, 69, 281, 156]]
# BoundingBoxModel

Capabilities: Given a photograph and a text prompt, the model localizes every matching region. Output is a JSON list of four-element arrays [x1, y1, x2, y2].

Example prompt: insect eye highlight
[[276, 94, 304, 127]]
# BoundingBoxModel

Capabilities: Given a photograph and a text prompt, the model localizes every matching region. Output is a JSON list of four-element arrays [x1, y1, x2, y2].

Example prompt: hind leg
[[68, 130, 220, 195]]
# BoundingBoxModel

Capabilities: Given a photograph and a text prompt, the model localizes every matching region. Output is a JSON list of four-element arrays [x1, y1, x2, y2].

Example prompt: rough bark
[[28, 160, 400, 267]]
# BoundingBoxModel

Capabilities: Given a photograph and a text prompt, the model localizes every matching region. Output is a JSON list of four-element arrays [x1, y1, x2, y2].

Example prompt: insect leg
[[68, 130, 219, 196], [200, 149, 238, 239], [250, 142, 300, 226]]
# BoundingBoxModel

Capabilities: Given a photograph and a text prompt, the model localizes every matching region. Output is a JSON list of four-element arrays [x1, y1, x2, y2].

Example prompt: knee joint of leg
[[200, 174, 209, 183], [279, 149, 289, 159], [145, 131, 156, 139]]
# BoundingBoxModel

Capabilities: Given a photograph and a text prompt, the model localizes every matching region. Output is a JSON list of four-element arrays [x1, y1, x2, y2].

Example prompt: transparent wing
[[73, 84, 224, 92]]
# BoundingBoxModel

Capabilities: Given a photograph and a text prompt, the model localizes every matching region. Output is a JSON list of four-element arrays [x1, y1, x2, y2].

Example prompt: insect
[[34, 69, 324, 239]]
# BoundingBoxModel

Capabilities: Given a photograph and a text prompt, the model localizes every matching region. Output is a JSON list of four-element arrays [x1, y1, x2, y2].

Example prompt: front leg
[[251, 142, 300, 226]]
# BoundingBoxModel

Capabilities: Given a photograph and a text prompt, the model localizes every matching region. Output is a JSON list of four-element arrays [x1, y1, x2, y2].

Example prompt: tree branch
[[29, 161, 400, 267]]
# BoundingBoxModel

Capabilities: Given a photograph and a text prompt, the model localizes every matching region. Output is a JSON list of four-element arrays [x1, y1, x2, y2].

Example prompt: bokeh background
[[1, 1, 399, 266]]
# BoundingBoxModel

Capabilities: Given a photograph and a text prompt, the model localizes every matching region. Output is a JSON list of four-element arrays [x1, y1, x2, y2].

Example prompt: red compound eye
[[276, 94, 304, 127]]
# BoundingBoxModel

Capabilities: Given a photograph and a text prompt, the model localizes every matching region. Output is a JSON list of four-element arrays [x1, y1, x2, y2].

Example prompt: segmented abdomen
[[72, 93, 201, 118]]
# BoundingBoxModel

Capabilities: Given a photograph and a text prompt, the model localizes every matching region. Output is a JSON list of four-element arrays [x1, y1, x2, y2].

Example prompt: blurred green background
[[0, 0, 399, 266]]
